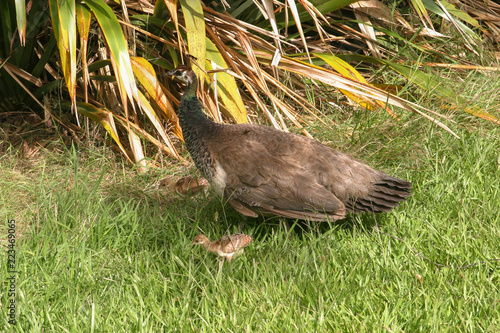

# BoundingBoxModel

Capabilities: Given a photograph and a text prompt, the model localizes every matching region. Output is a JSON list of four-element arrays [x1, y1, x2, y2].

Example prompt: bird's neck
[[178, 74, 214, 131], [181, 74, 198, 100], [207, 242, 219, 253], [177, 73, 220, 180], [204, 242, 213, 251]]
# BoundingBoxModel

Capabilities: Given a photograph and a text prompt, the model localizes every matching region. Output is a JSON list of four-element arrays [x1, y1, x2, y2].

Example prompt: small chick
[[191, 233, 253, 262], [159, 176, 209, 196]]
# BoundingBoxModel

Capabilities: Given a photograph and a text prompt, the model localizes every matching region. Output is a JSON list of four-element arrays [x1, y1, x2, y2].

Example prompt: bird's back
[[203, 123, 411, 221]]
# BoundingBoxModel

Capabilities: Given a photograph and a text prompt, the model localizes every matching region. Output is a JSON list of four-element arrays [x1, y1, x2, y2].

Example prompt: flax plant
[[0, 0, 498, 166]]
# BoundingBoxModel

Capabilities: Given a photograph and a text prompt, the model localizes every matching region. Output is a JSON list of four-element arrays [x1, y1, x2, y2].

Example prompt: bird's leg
[[237, 220, 246, 233], [281, 218, 292, 233], [237, 215, 250, 233], [282, 218, 301, 239]]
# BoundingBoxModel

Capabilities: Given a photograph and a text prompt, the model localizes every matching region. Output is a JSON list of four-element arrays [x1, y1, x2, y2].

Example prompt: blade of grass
[[409, 0, 434, 29], [274, 0, 357, 29]]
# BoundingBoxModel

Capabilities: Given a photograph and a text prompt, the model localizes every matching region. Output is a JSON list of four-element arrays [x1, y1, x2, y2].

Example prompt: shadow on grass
[[97, 171, 393, 253], [207, 201, 386, 242]]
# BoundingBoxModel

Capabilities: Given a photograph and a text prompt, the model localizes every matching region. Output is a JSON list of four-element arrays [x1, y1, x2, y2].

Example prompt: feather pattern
[[168, 66, 412, 221], [192, 233, 253, 261]]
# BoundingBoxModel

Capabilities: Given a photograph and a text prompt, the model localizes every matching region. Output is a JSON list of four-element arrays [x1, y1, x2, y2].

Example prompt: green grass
[[1, 103, 499, 331]]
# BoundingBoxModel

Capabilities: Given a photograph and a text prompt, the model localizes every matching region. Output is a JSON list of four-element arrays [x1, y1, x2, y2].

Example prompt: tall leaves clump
[[0, 0, 498, 167]]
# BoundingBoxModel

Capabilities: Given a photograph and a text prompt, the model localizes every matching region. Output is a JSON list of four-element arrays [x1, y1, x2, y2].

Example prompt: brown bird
[[167, 65, 411, 221], [191, 233, 253, 262], [159, 176, 210, 196]]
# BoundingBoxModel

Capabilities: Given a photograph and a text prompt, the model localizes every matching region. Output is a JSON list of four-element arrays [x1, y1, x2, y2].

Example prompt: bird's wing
[[218, 234, 251, 252], [217, 235, 236, 253], [212, 127, 347, 219], [210, 124, 410, 219]]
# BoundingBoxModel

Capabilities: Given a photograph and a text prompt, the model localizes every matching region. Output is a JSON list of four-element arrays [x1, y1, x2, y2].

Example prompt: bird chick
[[191, 233, 253, 262], [158, 176, 209, 196]]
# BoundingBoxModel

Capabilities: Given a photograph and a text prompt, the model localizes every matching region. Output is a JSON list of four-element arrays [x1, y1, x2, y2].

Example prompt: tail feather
[[372, 183, 412, 198], [348, 176, 412, 213]]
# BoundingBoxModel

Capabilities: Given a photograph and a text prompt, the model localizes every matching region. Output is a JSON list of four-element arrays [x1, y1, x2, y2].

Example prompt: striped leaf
[[179, 0, 206, 78], [339, 54, 499, 123], [206, 39, 247, 123], [76, 102, 132, 163], [14, 0, 26, 46], [49, 0, 77, 118], [84, 0, 139, 110], [315, 53, 376, 110], [130, 56, 182, 139], [76, 3, 91, 102]]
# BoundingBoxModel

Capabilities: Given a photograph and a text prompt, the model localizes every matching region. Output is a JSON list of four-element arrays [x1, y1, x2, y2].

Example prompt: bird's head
[[191, 234, 210, 246], [167, 65, 196, 85]]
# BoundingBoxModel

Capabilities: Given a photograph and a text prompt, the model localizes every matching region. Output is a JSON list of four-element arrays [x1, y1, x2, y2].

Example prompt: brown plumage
[[167, 65, 412, 222], [159, 176, 209, 196], [191, 233, 253, 262]]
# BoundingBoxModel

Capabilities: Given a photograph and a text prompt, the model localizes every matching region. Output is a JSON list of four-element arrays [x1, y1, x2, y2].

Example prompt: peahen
[[167, 65, 412, 221]]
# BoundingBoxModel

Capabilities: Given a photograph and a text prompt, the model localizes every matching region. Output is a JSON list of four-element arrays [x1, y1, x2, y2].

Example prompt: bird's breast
[[210, 160, 227, 196]]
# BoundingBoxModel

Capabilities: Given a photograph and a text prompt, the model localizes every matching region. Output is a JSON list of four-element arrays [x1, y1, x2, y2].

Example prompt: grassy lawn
[[1, 98, 499, 330]]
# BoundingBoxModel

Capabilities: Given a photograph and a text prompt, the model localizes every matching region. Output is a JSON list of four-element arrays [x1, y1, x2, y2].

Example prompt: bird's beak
[[166, 69, 175, 77]]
